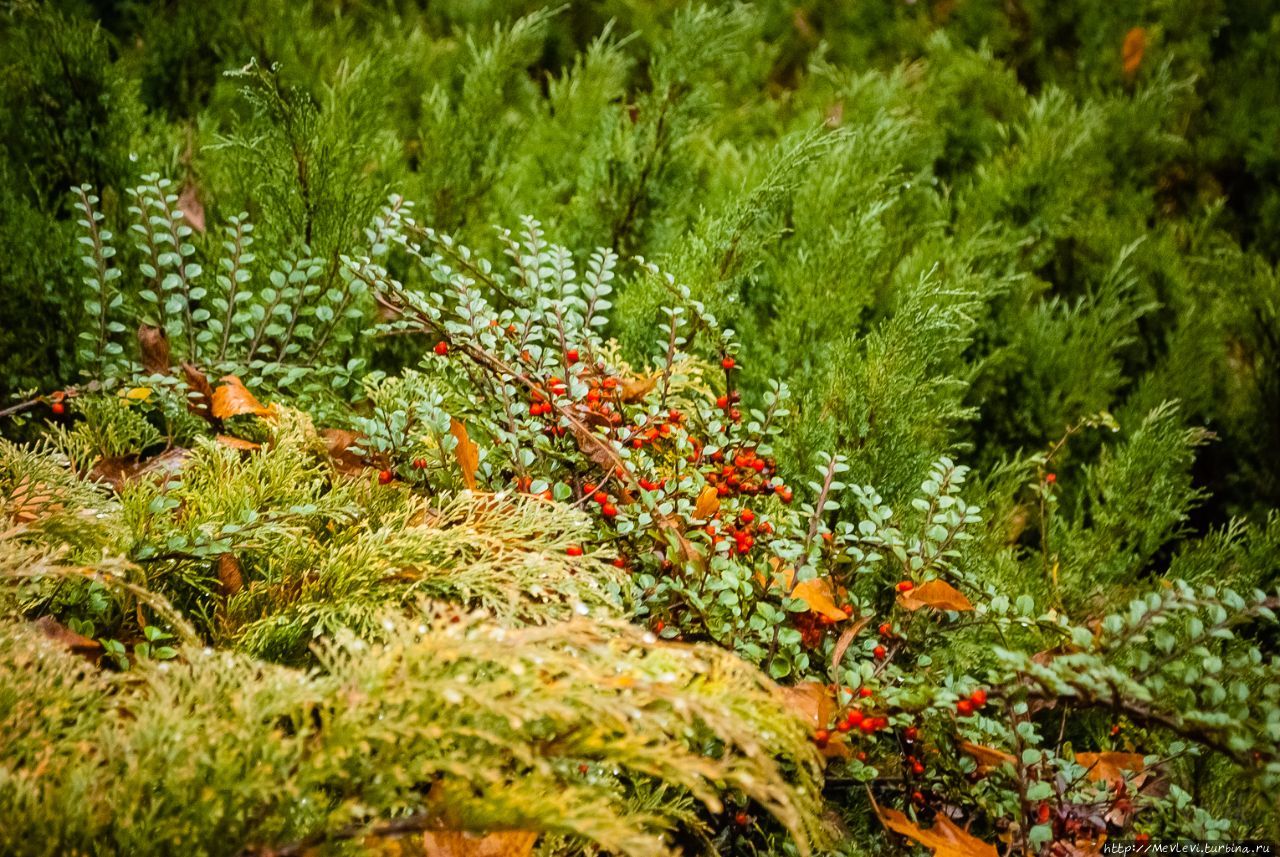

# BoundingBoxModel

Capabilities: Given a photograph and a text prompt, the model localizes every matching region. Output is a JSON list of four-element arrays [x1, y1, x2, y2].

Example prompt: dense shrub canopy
[[1, 0, 1278, 854]]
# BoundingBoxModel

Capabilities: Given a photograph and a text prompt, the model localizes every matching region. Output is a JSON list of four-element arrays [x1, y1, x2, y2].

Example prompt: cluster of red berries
[[700, 446, 788, 501], [704, 507, 770, 556], [580, 482, 619, 518], [625, 409, 685, 451], [955, 687, 988, 717]]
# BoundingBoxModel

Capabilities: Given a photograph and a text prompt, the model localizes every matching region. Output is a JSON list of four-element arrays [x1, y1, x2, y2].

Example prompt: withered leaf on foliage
[[449, 419, 480, 490], [178, 183, 205, 234], [619, 374, 657, 403], [693, 485, 720, 520], [138, 325, 171, 375], [182, 362, 217, 424], [89, 448, 190, 491], [1122, 27, 1146, 77], [216, 434, 262, 451], [422, 830, 537, 857], [320, 428, 367, 477], [877, 805, 997, 857], [211, 375, 274, 420], [34, 616, 102, 659], [830, 615, 870, 677], [1076, 752, 1146, 789], [216, 553, 243, 596], [759, 561, 849, 622], [778, 681, 836, 731], [959, 741, 1016, 773], [898, 579, 974, 612]]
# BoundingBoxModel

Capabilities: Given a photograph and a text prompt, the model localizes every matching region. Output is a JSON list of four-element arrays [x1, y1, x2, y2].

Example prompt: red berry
[[813, 728, 830, 747], [582, 482, 597, 495], [654, 620, 665, 632], [859, 718, 878, 734], [1045, 472, 1057, 484], [956, 699, 974, 716], [1037, 802, 1050, 823], [912, 761, 925, 775], [721, 357, 735, 370], [601, 502, 618, 518], [434, 341, 449, 356], [904, 726, 918, 741], [970, 688, 988, 707], [739, 509, 755, 525], [715, 395, 728, 409], [859, 686, 873, 699], [878, 623, 893, 637], [912, 790, 925, 804], [578, 763, 589, 774], [778, 488, 793, 504], [842, 604, 854, 617], [836, 718, 852, 733], [566, 545, 584, 557], [378, 469, 394, 485], [873, 645, 887, 659], [734, 812, 749, 827], [566, 348, 579, 364], [593, 491, 608, 504], [611, 556, 626, 568], [50, 401, 66, 416], [896, 580, 915, 593]]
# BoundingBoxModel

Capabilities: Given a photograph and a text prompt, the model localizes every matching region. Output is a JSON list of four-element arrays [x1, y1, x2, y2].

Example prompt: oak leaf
[[450, 419, 480, 490], [898, 579, 974, 612], [878, 806, 997, 857], [211, 375, 273, 420]]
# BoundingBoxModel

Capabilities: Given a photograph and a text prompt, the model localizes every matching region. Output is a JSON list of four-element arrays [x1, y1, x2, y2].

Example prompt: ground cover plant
[[1, 0, 1279, 854]]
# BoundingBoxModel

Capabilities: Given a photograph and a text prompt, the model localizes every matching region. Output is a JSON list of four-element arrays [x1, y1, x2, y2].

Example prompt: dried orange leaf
[[34, 616, 102, 658], [211, 375, 272, 420], [898, 579, 974, 612], [878, 805, 998, 857], [217, 553, 244, 596], [693, 485, 720, 520], [959, 741, 1016, 772], [830, 616, 870, 677], [619, 374, 657, 403], [777, 681, 836, 730], [216, 434, 261, 451], [791, 577, 848, 621], [422, 830, 537, 857], [450, 419, 480, 490], [182, 361, 216, 424], [1122, 27, 1146, 77], [1076, 752, 1146, 788], [138, 324, 171, 375]]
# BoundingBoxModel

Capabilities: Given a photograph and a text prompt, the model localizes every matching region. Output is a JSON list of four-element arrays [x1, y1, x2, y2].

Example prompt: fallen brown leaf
[[216, 435, 261, 451], [320, 428, 367, 477], [898, 579, 974, 612], [138, 325, 171, 375], [619, 374, 657, 403], [959, 741, 1016, 773], [216, 554, 244, 596], [878, 805, 997, 857], [1122, 27, 1146, 77], [182, 362, 217, 424], [178, 183, 206, 234], [422, 831, 537, 857], [778, 681, 835, 731], [693, 485, 720, 520], [34, 616, 102, 660], [89, 448, 190, 492], [211, 375, 272, 420], [450, 419, 480, 490]]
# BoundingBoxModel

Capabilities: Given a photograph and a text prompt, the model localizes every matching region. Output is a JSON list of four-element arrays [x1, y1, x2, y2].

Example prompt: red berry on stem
[[721, 357, 735, 370], [566, 348, 579, 364], [434, 341, 449, 356], [896, 580, 915, 593], [859, 686, 873, 699], [378, 469, 394, 485], [1045, 472, 1057, 484], [878, 622, 893, 637], [813, 729, 830, 748], [912, 761, 925, 775], [601, 502, 618, 518], [970, 688, 988, 707], [873, 645, 887, 659], [904, 726, 918, 741], [566, 545, 584, 557], [956, 699, 974, 716], [739, 509, 755, 525], [734, 812, 749, 827], [51, 401, 66, 415]]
